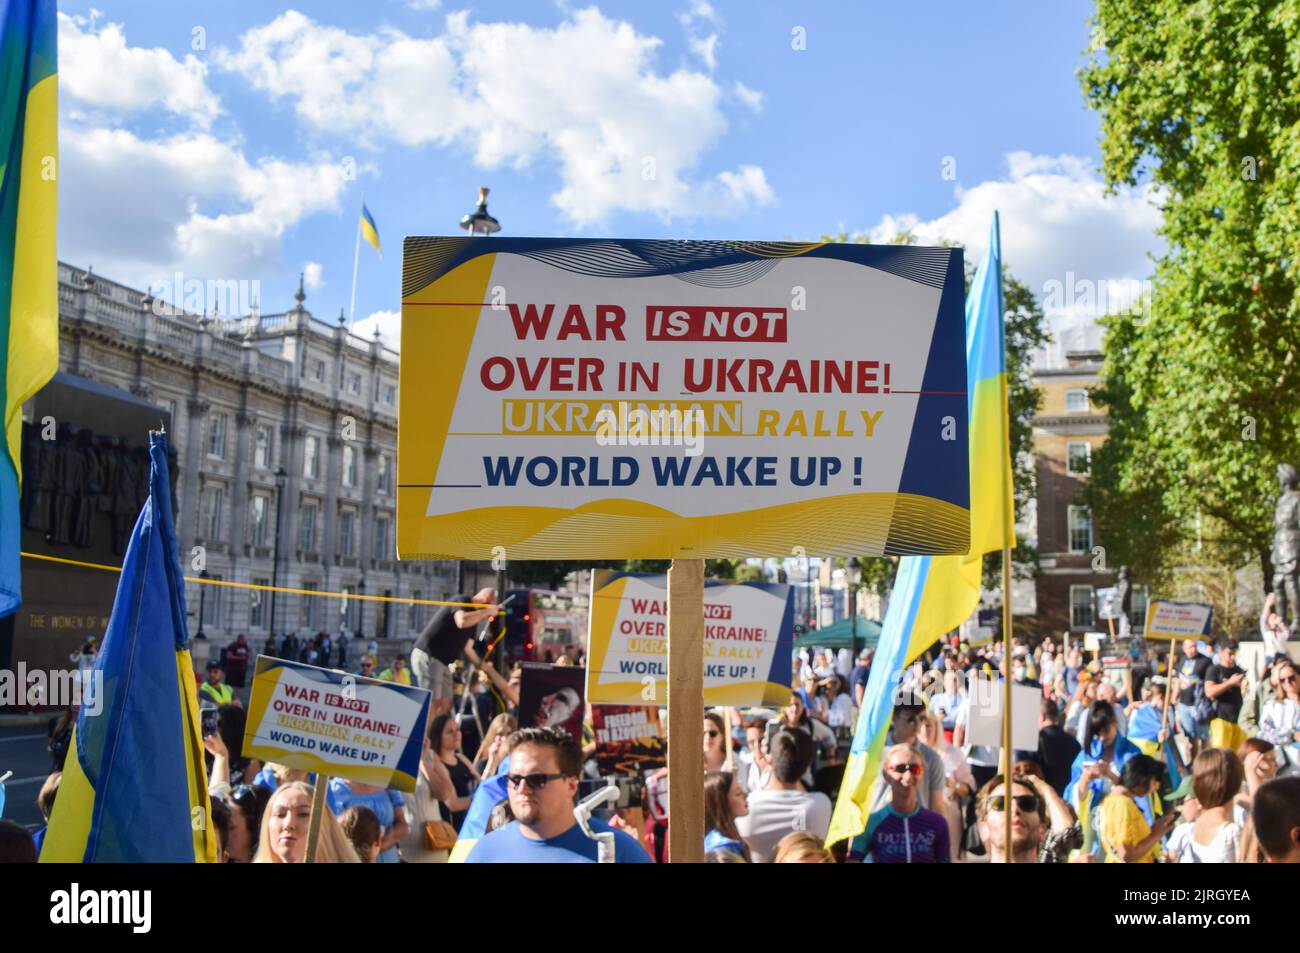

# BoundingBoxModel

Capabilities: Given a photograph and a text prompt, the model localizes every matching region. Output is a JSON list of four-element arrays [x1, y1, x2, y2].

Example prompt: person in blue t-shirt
[[467, 726, 651, 864], [325, 778, 408, 863]]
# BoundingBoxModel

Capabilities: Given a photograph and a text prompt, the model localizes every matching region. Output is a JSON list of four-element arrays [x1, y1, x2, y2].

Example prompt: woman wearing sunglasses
[[704, 712, 729, 774], [1260, 659, 1300, 769]]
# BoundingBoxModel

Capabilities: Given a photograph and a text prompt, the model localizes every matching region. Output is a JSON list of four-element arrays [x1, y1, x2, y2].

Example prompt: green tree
[[1079, 0, 1300, 589]]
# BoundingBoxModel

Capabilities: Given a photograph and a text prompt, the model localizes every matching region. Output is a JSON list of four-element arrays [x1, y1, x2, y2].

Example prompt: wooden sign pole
[[667, 558, 705, 864], [1000, 547, 1014, 864], [305, 774, 330, 863]]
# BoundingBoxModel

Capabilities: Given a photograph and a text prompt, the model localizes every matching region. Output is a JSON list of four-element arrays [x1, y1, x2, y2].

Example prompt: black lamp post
[[845, 557, 863, 658], [197, 569, 210, 638], [270, 466, 287, 642], [459, 186, 500, 597]]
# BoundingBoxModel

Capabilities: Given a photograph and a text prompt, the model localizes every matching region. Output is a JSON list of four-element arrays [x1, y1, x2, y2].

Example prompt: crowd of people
[[3, 584, 1299, 865]]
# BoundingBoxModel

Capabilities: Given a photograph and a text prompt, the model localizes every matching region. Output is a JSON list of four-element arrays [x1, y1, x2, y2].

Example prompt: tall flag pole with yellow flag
[[40, 432, 218, 862], [0, 0, 58, 618], [350, 200, 382, 324], [828, 213, 1016, 849]]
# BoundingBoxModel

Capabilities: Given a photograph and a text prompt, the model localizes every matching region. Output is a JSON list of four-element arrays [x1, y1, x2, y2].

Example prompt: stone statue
[[1273, 463, 1300, 629], [1115, 565, 1132, 637]]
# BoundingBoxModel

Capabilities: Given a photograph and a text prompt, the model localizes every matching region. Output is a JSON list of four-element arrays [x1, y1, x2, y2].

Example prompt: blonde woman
[[253, 781, 361, 863], [773, 831, 832, 863], [473, 714, 518, 779], [917, 710, 972, 856]]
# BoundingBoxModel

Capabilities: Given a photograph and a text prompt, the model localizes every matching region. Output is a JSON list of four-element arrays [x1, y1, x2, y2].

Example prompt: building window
[[1068, 505, 1092, 553], [207, 412, 228, 459], [204, 485, 225, 540], [250, 494, 269, 546], [1067, 441, 1091, 476], [382, 383, 396, 405], [373, 515, 390, 561], [1070, 585, 1095, 630], [410, 590, 424, 631], [157, 397, 177, 427], [255, 424, 273, 469], [377, 454, 392, 494], [342, 445, 357, 488], [311, 358, 325, 382], [339, 509, 355, 557], [348, 371, 363, 395], [250, 578, 269, 628], [303, 435, 319, 479], [202, 575, 222, 627], [1129, 584, 1149, 632], [299, 502, 317, 551], [340, 585, 359, 633], [300, 581, 319, 630], [1065, 389, 1089, 413]]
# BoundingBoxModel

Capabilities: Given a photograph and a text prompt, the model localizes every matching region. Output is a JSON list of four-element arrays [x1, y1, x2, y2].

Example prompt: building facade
[[52, 262, 455, 650], [1028, 349, 1147, 638]]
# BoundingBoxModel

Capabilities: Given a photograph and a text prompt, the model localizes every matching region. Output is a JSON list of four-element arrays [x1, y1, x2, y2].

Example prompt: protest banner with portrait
[[242, 656, 430, 792], [517, 662, 586, 743], [397, 237, 970, 560], [591, 704, 667, 776], [586, 570, 794, 706]]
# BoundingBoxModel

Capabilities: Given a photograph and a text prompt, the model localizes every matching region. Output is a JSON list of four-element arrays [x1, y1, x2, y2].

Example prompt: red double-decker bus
[[498, 588, 589, 667]]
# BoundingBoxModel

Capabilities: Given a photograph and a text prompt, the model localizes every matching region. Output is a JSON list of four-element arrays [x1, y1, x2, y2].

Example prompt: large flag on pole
[[360, 203, 381, 256], [0, 0, 58, 618], [41, 432, 218, 862], [827, 214, 1015, 845]]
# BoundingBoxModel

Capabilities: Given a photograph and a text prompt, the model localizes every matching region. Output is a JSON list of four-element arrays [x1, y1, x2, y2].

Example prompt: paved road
[[1, 723, 55, 831]]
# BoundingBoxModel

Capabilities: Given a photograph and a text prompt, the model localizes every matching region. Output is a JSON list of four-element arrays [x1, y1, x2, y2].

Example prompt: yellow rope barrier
[[20, 551, 487, 609]]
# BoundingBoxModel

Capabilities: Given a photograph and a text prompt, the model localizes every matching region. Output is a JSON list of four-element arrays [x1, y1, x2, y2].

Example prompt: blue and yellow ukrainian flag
[[41, 433, 218, 862], [0, 0, 58, 618], [360, 203, 381, 257], [828, 213, 1015, 845]]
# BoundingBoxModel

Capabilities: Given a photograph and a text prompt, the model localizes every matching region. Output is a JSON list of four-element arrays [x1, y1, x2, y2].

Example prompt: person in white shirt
[[1260, 592, 1292, 661], [736, 727, 832, 862], [823, 675, 854, 729], [1165, 748, 1243, 863], [1260, 659, 1300, 768]]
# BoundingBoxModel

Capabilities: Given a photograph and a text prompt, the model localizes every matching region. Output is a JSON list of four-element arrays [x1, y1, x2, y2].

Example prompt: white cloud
[[862, 152, 1164, 360], [407, 0, 442, 8], [58, 12, 221, 128], [679, 1, 720, 71], [58, 126, 350, 288], [216, 8, 768, 226], [303, 261, 324, 290], [733, 80, 763, 113], [352, 309, 401, 350]]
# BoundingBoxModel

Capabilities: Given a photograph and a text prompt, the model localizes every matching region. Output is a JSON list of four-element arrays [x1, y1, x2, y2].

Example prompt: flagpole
[[1001, 546, 1014, 863], [349, 203, 362, 325]]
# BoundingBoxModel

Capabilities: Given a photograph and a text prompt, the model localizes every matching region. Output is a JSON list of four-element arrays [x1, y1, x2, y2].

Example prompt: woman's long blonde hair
[[474, 713, 518, 771], [253, 781, 362, 864]]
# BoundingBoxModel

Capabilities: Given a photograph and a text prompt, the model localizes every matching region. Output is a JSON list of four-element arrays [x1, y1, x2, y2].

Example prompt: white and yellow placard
[[398, 237, 969, 559]]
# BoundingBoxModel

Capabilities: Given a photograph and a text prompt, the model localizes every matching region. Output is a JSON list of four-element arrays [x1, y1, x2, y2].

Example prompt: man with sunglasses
[[466, 726, 651, 863], [975, 776, 1050, 863], [847, 744, 950, 862]]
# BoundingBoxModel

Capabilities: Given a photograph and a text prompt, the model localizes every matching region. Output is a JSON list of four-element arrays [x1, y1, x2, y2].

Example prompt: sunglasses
[[704, 730, 720, 738], [988, 794, 1041, 814], [505, 772, 567, 790], [889, 763, 922, 776], [230, 784, 257, 809], [1282, 675, 1298, 685]]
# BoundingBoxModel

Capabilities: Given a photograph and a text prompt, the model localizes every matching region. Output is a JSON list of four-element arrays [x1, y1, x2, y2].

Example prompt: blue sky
[[56, 1, 1160, 355]]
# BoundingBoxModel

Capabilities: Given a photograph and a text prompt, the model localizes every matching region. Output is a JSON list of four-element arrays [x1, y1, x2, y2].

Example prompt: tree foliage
[[1080, 0, 1300, 589]]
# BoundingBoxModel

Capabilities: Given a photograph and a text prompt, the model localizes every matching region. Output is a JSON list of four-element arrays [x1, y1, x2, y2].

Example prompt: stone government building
[[48, 262, 455, 655]]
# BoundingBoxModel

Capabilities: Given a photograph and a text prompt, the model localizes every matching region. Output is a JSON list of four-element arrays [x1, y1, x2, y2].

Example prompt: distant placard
[[966, 680, 1040, 751], [242, 657, 430, 792], [1143, 600, 1214, 641]]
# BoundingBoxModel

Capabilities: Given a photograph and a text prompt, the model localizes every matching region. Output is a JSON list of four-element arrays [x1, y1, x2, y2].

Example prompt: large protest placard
[[516, 662, 586, 743], [1142, 600, 1214, 641], [591, 704, 667, 776], [586, 570, 794, 706], [398, 237, 969, 559], [242, 657, 430, 792]]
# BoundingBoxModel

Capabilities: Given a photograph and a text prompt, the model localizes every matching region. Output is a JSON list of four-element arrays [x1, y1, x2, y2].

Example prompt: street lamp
[[270, 466, 287, 643], [459, 186, 500, 595], [459, 186, 501, 236], [845, 557, 863, 658], [197, 569, 210, 639]]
